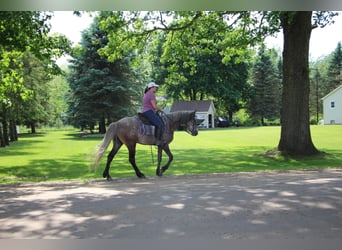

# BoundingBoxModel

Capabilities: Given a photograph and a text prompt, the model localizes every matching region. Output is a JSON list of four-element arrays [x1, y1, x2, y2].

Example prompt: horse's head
[[185, 111, 198, 136]]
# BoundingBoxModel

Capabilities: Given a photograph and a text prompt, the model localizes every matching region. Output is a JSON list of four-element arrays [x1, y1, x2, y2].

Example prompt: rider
[[141, 82, 165, 146]]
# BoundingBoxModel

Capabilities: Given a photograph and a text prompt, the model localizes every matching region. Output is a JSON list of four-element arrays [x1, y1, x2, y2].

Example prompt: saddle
[[137, 113, 152, 125], [135, 113, 155, 136], [135, 112, 167, 136]]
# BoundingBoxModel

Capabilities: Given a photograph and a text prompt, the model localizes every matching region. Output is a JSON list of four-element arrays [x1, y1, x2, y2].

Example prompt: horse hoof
[[156, 169, 163, 177], [106, 175, 113, 181], [137, 173, 146, 178]]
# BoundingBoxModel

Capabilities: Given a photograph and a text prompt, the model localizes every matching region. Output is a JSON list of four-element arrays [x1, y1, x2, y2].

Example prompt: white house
[[170, 100, 216, 128], [322, 84, 342, 125]]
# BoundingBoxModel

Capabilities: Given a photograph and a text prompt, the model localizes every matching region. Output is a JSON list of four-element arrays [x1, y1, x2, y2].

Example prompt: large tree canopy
[[148, 14, 251, 117], [0, 11, 71, 146]]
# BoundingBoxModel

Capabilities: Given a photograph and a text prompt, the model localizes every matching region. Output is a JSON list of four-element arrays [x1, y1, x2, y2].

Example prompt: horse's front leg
[[128, 144, 145, 178], [161, 144, 173, 175], [156, 146, 163, 177]]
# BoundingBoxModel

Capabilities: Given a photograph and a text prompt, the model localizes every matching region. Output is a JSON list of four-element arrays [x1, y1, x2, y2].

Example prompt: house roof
[[170, 100, 214, 113], [321, 84, 342, 100]]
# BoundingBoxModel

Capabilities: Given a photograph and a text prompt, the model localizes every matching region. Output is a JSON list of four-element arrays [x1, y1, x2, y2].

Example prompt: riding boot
[[155, 126, 164, 146]]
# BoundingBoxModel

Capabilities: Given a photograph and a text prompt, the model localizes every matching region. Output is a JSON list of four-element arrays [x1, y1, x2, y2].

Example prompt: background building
[[170, 100, 216, 129], [322, 85, 342, 125]]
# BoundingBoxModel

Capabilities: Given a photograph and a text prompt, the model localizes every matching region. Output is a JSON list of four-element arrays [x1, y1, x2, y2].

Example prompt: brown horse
[[92, 111, 198, 180]]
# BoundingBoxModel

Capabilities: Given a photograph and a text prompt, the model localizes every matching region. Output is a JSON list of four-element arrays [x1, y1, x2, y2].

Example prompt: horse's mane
[[167, 111, 195, 125]]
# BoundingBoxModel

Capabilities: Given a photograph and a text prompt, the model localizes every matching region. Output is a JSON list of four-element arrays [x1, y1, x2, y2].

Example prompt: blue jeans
[[142, 110, 164, 140], [142, 110, 163, 128]]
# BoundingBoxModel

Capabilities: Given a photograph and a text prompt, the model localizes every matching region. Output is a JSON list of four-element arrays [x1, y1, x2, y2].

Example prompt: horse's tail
[[90, 122, 117, 171]]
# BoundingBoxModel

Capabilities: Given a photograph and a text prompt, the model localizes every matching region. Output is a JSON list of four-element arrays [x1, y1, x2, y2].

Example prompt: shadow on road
[[1, 169, 342, 239]]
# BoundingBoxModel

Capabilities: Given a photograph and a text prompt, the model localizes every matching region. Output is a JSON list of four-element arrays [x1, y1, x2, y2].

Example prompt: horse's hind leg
[[103, 138, 123, 181], [127, 144, 145, 178]]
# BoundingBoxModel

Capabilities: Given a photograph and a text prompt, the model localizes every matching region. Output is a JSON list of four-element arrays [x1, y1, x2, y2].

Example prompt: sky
[[49, 11, 94, 65], [49, 11, 342, 65], [265, 12, 342, 61]]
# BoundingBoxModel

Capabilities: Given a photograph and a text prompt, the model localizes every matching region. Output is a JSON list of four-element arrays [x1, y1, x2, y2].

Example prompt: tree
[[278, 12, 319, 155], [47, 73, 70, 127], [20, 51, 51, 133], [164, 16, 250, 100], [249, 46, 282, 125], [0, 50, 25, 145], [310, 68, 323, 124], [67, 13, 142, 133], [326, 42, 342, 93], [0, 11, 71, 75], [0, 11, 71, 146]]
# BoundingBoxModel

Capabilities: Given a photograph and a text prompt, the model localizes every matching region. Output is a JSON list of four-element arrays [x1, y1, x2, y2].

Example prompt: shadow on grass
[[165, 147, 342, 176], [1, 149, 144, 184], [0, 133, 46, 157], [62, 132, 105, 141], [1, 156, 93, 183]]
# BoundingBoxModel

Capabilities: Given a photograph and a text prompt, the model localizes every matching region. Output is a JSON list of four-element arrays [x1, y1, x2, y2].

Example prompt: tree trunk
[[278, 12, 319, 155], [1, 103, 9, 146], [228, 110, 233, 124], [30, 122, 36, 134], [99, 117, 106, 134], [9, 120, 18, 141], [0, 124, 5, 147]]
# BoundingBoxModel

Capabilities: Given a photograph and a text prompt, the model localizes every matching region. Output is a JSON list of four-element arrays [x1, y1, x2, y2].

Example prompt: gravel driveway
[[1, 169, 342, 239]]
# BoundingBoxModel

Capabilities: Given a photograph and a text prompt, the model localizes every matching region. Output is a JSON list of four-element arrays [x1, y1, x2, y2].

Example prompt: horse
[[92, 111, 198, 180]]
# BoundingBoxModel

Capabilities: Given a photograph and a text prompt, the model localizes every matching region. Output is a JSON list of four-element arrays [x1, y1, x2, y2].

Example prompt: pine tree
[[19, 51, 51, 134], [326, 42, 342, 93], [67, 14, 142, 133], [249, 46, 282, 125]]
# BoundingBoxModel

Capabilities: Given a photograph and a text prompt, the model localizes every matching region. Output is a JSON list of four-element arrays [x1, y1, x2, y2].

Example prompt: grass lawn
[[0, 125, 341, 184]]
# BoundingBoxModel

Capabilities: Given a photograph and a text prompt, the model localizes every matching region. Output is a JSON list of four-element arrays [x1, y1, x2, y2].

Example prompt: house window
[[330, 101, 335, 109]]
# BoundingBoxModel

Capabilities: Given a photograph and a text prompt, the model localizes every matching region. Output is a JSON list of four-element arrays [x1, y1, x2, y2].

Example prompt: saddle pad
[[135, 116, 155, 136]]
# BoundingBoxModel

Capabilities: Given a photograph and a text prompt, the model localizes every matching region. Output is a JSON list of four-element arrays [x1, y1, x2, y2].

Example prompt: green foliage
[[326, 42, 342, 92], [97, 11, 145, 63], [0, 11, 71, 147], [248, 46, 282, 125], [309, 68, 323, 124], [67, 14, 143, 132], [0, 11, 71, 75], [47, 74, 70, 127], [0, 50, 25, 103], [147, 12, 252, 117], [0, 11, 52, 53], [312, 11, 339, 28], [96, 11, 285, 119], [19, 52, 53, 128]]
